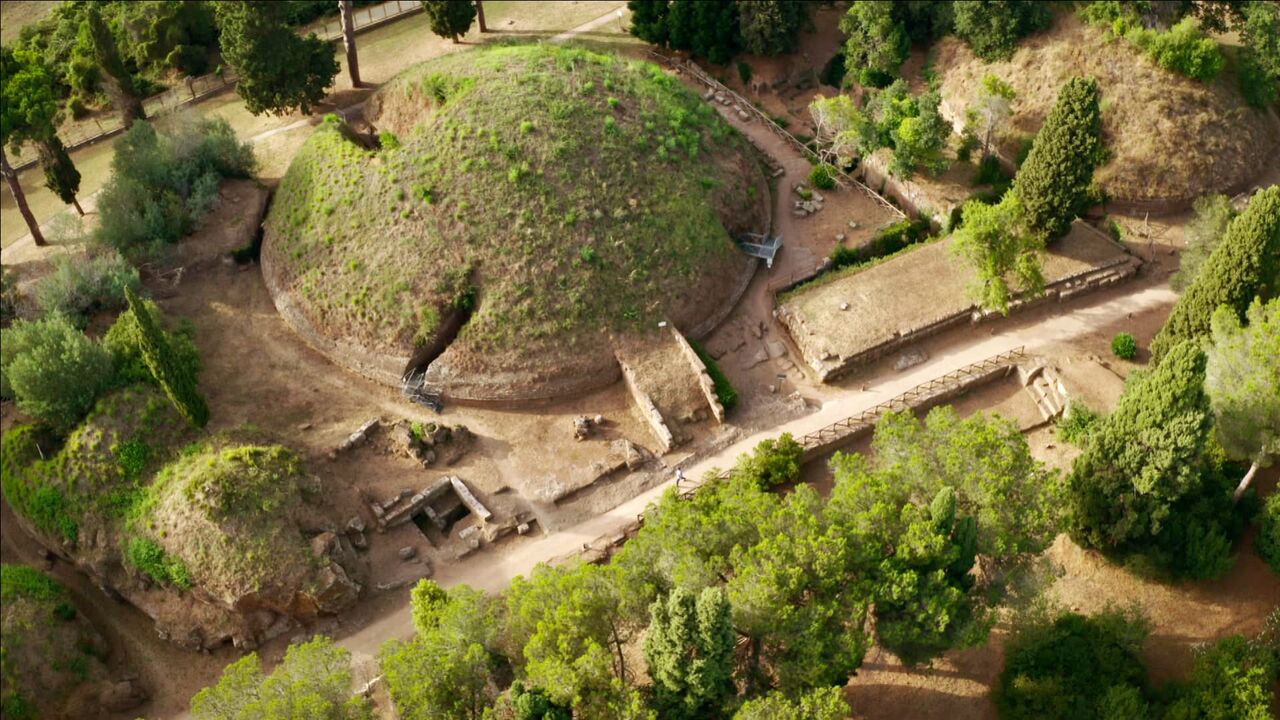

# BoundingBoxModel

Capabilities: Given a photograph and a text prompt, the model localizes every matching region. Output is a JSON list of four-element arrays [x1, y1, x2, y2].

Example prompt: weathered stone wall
[[617, 356, 676, 453], [670, 328, 726, 423]]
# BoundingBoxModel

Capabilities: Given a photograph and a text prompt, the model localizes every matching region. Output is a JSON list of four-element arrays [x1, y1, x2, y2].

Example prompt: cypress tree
[[1150, 185, 1280, 363], [644, 587, 736, 718], [82, 5, 146, 128], [1011, 76, 1103, 239], [37, 137, 83, 215], [628, 0, 671, 46], [123, 287, 209, 427]]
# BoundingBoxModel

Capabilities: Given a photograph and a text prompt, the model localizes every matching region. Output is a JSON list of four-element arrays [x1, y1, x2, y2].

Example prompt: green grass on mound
[[1, 388, 317, 597], [267, 43, 763, 360]]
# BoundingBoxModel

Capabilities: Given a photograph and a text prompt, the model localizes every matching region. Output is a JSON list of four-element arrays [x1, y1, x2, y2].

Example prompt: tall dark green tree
[[1150, 185, 1280, 363], [213, 1, 340, 116], [122, 287, 209, 427], [1010, 76, 1103, 239], [628, 0, 740, 65], [420, 0, 477, 43], [644, 587, 736, 718], [1067, 340, 1241, 578], [628, 1, 671, 47], [81, 5, 147, 127], [839, 0, 910, 86], [952, 0, 1053, 61], [37, 136, 82, 216], [736, 1, 810, 56]]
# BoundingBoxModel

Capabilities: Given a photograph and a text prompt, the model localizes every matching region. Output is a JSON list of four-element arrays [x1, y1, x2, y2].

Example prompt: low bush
[[734, 433, 802, 489], [995, 606, 1150, 720], [124, 536, 192, 589], [737, 61, 752, 85], [1258, 493, 1280, 574], [0, 316, 115, 431], [1128, 18, 1225, 81], [96, 118, 255, 261], [689, 339, 738, 413], [0, 426, 78, 542], [820, 50, 847, 88], [1238, 50, 1279, 108], [809, 163, 837, 190], [831, 218, 931, 269], [1057, 402, 1102, 445], [1111, 332, 1138, 359], [32, 250, 140, 325]]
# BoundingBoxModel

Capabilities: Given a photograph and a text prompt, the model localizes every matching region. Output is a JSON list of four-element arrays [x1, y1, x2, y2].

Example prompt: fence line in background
[[11, 0, 422, 173]]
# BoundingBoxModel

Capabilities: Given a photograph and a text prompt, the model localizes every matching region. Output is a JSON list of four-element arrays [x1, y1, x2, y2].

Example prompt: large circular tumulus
[[262, 44, 767, 402]]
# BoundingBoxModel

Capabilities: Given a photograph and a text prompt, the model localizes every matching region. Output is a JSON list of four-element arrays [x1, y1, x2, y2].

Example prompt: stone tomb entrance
[[374, 476, 492, 547]]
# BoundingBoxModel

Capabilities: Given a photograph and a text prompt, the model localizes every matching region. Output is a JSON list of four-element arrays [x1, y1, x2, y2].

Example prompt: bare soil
[[779, 222, 1133, 377], [934, 13, 1280, 205]]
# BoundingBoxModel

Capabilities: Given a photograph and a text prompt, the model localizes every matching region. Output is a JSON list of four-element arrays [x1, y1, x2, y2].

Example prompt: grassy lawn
[[1, 0, 626, 251]]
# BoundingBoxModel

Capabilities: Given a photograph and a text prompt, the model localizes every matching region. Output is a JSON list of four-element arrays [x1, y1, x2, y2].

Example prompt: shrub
[[1162, 622, 1280, 718], [1238, 50, 1278, 108], [0, 316, 114, 431], [733, 433, 802, 489], [1057, 401, 1102, 445], [953, 0, 1053, 62], [0, 425, 79, 542], [808, 163, 837, 190], [690, 338, 737, 412], [31, 250, 140, 325], [1111, 332, 1137, 359], [1258, 493, 1280, 573], [96, 118, 255, 261], [1127, 18, 1225, 82], [995, 607, 1150, 720], [830, 218, 930, 269], [124, 537, 192, 589], [379, 130, 401, 149], [736, 61, 752, 85], [820, 51, 847, 88]]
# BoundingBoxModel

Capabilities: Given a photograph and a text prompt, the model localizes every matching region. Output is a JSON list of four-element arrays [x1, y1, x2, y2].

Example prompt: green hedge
[[689, 338, 738, 412]]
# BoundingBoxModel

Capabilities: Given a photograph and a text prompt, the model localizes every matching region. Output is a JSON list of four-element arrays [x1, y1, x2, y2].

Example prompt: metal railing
[[647, 50, 903, 219]]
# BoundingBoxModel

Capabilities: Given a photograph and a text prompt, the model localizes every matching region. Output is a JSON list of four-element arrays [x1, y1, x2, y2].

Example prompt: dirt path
[[331, 283, 1178, 663]]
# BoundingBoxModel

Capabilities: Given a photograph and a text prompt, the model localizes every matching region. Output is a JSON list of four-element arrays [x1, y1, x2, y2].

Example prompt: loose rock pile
[[792, 182, 825, 217]]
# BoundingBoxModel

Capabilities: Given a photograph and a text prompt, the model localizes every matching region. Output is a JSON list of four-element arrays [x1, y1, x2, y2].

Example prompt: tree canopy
[[1150, 185, 1280, 363], [953, 0, 1053, 62], [192, 637, 371, 720], [1205, 298, 1280, 499], [1011, 76, 1103, 239], [737, 1, 810, 56], [420, 1, 478, 43], [213, 0, 339, 116]]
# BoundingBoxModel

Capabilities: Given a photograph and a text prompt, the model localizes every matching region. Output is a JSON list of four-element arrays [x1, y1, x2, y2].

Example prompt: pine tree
[[1011, 76, 1103, 239], [420, 0, 477, 43], [1150, 186, 1280, 363], [628, 0, 671, 46], [737, 1, 809, 56], [122, 287, 209, 427], [213, 1, 339, 116], [839, 0, 909, 86]]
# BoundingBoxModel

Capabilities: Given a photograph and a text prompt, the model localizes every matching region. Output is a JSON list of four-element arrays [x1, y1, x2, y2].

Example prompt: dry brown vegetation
[[934, 14, 1278, 204]]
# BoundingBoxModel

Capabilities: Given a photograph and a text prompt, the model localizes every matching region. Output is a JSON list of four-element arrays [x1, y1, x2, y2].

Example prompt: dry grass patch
[[934, 14, 1277, 204]]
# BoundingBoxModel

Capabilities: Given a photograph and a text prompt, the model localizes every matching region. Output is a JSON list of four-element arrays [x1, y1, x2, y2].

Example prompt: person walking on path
[[674, 467, 686, 489]]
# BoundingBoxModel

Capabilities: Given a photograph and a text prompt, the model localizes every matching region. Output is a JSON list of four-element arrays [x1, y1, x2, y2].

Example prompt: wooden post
[[476, 0, 487, 32], [0, 148, 46, 246], [339, 0, 362, 88]]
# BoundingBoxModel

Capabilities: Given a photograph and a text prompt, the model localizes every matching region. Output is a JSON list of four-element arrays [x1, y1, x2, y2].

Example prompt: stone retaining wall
[[617, 356, 676, 453], [670, 329, 726, 424]]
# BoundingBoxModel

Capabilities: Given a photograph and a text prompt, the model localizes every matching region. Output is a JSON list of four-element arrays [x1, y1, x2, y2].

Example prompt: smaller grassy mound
[[1, 385, 190, 546], [934, 14, 1277, 203], [2, 388, 353, 644], [135, 444, 319, 605], [1, 564, 105, 720]]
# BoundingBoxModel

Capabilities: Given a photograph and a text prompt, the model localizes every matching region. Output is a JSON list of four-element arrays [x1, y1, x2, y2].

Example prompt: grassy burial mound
[[1, 564, 146, 719], [1, 387, 360, 651], [263, 44, 768, 401], [934, 15, 1278, 206]]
